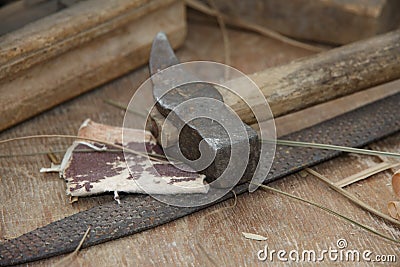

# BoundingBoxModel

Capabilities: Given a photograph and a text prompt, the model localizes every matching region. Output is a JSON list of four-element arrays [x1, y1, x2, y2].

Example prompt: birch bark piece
[[42, 119, 208, 198]]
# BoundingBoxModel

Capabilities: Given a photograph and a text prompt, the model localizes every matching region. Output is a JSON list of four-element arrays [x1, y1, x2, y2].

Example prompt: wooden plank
[[149, 30, 400, 146], [151, 82, 400, 147], [224, 29, 400, 125], [210, 0, 400, 44], [0, 0, 61, 36], [274, 81, 400, 137], [0, 0, 186, 131], [0, 0, 180, 81], [1, 18, 399, 267], [334, 161, 400, 188]]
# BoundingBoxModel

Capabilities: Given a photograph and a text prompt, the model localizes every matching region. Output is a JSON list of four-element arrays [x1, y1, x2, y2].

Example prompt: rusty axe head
[[149, 32, 260, 188]]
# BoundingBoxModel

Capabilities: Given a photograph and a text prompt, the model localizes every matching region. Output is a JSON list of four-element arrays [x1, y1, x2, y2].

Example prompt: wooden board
[[0, 0, 63, 36], [149, 29, 400, 147], [0, 0, 186, 131], [210, 0, 400, 44], [0, 14, 399, 266]]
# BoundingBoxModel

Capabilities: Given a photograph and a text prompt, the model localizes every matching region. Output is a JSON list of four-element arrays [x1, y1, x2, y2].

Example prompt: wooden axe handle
[[221, 29, 400, 125], [150, 30, 400, 146]]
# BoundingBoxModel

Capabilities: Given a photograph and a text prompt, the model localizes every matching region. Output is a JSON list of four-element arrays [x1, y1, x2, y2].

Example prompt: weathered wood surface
[[0, 0, 180, 80], [151, 81, 400, 148], [0, 0, 63, 36], [210, 0, 400, 44], [0, 0, 186, 131], [274, 81, 400, 137], [224, 29, 400, 125], [150, 29, 400, 146], [0, 15, 399, 266]]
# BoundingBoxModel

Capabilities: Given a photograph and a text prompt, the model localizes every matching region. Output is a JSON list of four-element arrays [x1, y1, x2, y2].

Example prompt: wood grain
[[0, 0, 62, 36], [0, 0, 178, 80], [0, 0, 186, 131], [149, 30, 400, 146], [210, 0, 400, 44], [224, 29, 400, 125], [150, 81, 400, 147], [0, 17, 399, 266]]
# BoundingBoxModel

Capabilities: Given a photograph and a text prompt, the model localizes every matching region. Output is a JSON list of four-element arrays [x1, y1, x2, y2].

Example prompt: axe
[[148, 30, 400, 188]]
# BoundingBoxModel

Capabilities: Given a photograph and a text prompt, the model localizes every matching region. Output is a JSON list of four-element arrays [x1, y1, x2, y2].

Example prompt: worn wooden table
[[1, 13, 400, 266]]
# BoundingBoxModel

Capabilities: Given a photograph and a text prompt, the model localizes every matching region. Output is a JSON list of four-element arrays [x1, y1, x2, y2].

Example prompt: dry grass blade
[[103, 99, 148, 119], [253, 182, 400, 244], [54, 226, 91, 267], [185, 0, 326, 52], [0, 149, 122, 158], [271, 139, 400, 159], [305, 168, 400, 226], [207, 0, 231, 67], [0, 135, 168, 163], [335, 162, 400, 188]]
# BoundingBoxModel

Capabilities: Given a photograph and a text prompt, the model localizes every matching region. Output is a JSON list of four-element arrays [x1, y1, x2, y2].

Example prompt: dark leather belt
[[1, 93, 399, 266]]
